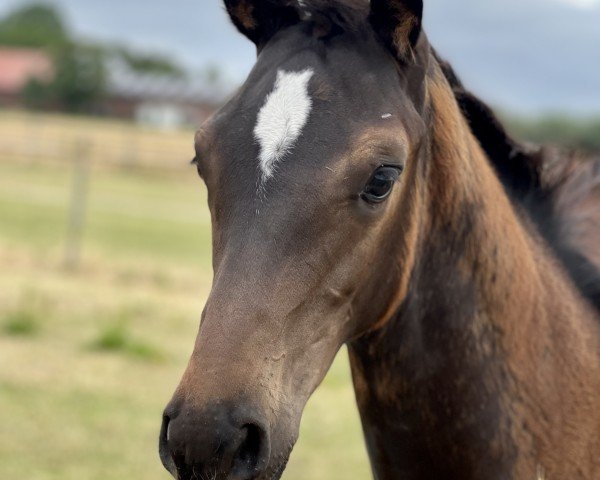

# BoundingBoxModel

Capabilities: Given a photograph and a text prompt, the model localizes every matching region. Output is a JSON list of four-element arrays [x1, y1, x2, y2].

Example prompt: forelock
[[298, 0, 369, 32]]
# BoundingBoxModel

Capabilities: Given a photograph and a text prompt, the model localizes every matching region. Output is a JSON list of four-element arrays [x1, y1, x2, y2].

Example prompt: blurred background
[[0, 1, 598, 479]]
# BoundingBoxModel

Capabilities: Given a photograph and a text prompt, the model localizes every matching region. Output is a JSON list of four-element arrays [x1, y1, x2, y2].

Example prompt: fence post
[[121, 125, 139, 169], [63, 138, 92, 270]]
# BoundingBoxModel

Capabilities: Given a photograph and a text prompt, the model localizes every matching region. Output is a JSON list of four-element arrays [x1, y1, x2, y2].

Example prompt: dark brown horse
[[159, 1, 600, 479]]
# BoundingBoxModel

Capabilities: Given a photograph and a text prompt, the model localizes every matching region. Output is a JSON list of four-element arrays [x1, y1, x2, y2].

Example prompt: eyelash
[[191, 156, 204, 177]]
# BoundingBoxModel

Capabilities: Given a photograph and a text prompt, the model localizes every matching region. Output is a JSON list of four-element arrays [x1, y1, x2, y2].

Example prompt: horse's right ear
[[369, 0, 424, 61], [223, 0, 301, 48]]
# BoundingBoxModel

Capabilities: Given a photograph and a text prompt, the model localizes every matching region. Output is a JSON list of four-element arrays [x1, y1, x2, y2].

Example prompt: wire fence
[[0, 109, 206, 269], [0, 109, 198, 173]]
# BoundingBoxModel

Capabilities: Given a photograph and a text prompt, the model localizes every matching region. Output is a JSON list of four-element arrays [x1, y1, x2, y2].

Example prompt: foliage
[[2, 3, 198, 114], [50, 43, 107, 113], [0, 3, 67, 47], [114, 47, 186, 78], [19, 43, 108, 114], [21, 76, 50, 110], [506, 115, 600, 153], [0, 4, 107, 113]]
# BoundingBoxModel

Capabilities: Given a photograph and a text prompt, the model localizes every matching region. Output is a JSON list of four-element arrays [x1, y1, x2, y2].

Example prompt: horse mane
[[434, 51, 600, 311]]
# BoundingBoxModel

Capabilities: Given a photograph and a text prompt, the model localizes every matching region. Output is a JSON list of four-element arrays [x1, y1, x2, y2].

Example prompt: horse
[[158, 1, 600, 479]]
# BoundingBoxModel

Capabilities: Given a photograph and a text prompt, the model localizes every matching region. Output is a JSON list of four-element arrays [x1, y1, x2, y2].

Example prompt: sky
[[0, 0, 599, 114]]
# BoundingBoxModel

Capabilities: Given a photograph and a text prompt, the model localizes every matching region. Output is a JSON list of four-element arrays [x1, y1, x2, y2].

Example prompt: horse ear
[[223, 0, 301, 47], [369, 0, 424, 61]]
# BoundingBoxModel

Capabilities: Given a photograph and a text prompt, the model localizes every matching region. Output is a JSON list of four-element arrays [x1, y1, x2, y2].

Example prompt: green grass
[[90, 310, 165, 362], [1, 290, 49, 336], [2, 307, 40, 336], [0, 111, 371, 480]]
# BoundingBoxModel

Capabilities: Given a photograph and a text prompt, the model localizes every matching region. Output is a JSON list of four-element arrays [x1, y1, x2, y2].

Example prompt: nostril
[[239, 424, 262, 466], [159, 404, 271, 480], [233, 423, 270, 478], [159, 414, 178, 477], [160, 414, 194, 480], [159, 414, 169, 453]]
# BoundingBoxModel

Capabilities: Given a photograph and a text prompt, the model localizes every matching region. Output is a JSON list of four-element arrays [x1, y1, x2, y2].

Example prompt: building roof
[[0, 48, 53, 94], [0, 47, 229, 108], [106, 57, 230, 105]]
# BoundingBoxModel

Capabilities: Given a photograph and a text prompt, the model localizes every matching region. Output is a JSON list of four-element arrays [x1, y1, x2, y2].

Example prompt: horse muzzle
[[159, 400, 274, 480]]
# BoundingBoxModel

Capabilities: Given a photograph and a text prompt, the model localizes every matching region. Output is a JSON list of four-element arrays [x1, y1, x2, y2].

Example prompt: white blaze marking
[[382, 113, 392, 119], [254, 68, 314, 183]]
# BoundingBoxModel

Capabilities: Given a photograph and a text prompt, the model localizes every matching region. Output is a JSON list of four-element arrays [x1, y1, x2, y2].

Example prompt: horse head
[[159, 1, 432, 478]]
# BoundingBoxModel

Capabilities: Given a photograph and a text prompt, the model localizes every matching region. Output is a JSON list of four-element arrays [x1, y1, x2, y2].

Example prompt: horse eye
[[191, 156, 203, 177], [361, 166, 402, 204]]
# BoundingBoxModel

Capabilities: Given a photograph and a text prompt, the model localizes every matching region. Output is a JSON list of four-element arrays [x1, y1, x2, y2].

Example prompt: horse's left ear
[[369, 0, 424, 61], [223, 0, 301, 48]]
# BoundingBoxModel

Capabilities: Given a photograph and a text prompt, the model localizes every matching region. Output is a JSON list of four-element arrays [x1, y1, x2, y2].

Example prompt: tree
[[0, 3, 67, 47], [115, 48, 186, 78], [22, 76, 51, 109], [51, 43, 107, 113]]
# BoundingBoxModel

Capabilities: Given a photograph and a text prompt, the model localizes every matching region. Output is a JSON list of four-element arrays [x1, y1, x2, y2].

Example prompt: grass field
[[0, 111, 371, 479]]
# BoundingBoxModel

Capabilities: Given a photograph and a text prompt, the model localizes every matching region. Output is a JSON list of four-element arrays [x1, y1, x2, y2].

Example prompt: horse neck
[[348, 70, 600, 480]]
